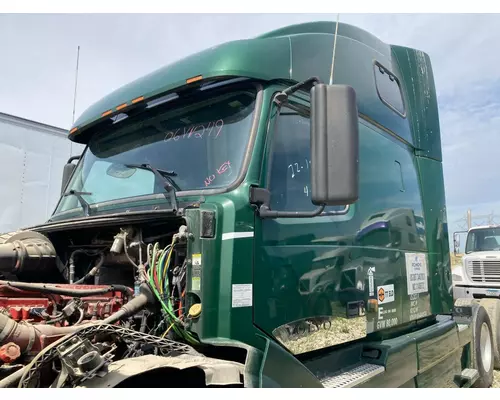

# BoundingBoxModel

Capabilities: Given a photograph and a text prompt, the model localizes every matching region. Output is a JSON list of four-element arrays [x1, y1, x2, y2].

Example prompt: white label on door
[[405, 253, 429, 295], [232, 284, 252, 308]]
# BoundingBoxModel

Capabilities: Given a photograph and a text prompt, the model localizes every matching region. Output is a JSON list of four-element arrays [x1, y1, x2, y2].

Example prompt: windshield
[[465, 227, 500, 253], [52, 84, 258, 219]]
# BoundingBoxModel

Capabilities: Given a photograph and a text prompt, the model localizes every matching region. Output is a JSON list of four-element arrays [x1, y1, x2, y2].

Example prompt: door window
[[267, 104, 345, 214]]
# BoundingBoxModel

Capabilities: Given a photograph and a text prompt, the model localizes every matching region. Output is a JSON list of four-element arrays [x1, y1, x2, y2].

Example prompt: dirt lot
[[493, 371, 500, 388]]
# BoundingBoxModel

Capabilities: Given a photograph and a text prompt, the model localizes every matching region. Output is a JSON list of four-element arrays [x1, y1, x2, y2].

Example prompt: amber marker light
[[186, 75, 203, 84]]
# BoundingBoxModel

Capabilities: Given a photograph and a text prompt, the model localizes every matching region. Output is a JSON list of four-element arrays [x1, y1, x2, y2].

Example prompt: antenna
[[70, 45, 80, 156], [71, 45, 80, 125], [328, 13, 340, 85]]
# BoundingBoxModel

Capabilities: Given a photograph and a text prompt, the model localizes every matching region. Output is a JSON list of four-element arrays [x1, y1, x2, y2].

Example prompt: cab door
[[252, 93, 369, 355], [252, 88, 427, 355]]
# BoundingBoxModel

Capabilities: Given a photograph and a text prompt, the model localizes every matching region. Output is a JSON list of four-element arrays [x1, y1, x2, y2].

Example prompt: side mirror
[[61, 155, 80, 195], [310, 84, 359, 206]]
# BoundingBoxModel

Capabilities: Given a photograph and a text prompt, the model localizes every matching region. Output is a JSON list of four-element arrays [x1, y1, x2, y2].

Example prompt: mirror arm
[[67, 155, 81, 164], [249, 187, 325, 219], [258, 204, 325, 219], [274, 76, 323, 106], [282, 76, 322, 96]]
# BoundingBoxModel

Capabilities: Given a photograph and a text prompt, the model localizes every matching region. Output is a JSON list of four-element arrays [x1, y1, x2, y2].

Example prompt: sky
[[0, 12, 499, 240]]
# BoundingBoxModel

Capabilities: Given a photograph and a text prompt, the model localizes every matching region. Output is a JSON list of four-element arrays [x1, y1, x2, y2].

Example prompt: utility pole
[[489, 211, 495, 225], [455, 209, 500, 231]]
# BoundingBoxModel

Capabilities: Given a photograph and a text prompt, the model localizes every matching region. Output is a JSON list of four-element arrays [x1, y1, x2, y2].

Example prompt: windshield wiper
[[63, 190, 92, 217], [125, 163, 179, 211]]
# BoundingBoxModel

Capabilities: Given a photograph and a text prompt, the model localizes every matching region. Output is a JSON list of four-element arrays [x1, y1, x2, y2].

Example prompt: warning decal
[[192, 253, 201, 267], [367, 266, 375, 296], [405, 253, 428, 295], [191, 253, 202, 291], [232, 284, 252, 308], [377, 284, 395, 305]]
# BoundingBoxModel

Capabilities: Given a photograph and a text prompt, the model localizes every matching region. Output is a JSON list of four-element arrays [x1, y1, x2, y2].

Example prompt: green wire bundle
[[147, 242, 198, 344]]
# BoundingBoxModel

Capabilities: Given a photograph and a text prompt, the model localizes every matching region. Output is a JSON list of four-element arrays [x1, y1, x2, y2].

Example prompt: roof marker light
[[131, 96, 144, 104], [69, 127, 78, 134], [102, 110, 112, 117], [116, 103, 128, 111], [186, 75, 203, 84]]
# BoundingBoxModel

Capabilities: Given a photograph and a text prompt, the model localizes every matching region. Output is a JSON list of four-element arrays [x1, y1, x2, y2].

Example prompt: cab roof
[[69, 21, 442, 161], [69, 21, 390, 140]]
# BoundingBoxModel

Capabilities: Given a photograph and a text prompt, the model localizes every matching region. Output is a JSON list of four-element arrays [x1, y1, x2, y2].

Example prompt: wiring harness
[[145, 237, 197, 345]]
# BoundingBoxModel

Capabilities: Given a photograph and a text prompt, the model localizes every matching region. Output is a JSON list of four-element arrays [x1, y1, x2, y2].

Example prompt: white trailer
[[0, 112, 84, 232]]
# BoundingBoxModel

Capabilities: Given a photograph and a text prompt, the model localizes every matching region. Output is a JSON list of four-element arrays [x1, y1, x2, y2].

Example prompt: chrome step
[[320, 363, 385, 388], [454, 368, 479, 388]]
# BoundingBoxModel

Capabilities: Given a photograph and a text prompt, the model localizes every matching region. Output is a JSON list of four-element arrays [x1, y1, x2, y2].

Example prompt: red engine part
[[0, 342, 21, 364], [0, 284, 127, 323], [0, 313, 88, 358]]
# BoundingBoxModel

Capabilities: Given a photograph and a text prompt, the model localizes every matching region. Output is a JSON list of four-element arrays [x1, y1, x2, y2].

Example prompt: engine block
[[0, 284, 127, 323]]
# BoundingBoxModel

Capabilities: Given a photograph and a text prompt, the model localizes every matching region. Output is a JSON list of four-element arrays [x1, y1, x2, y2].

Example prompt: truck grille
[[467, 260, 500, 283]]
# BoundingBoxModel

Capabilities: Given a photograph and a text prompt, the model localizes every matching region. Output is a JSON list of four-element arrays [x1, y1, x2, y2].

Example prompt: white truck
[[0, 112, 83, 233], [452, 225, 500, 369], [453, 225, 500, 300]]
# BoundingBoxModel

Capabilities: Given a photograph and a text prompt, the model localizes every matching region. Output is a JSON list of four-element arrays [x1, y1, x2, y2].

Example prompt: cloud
[[440, 81, 500, 210]]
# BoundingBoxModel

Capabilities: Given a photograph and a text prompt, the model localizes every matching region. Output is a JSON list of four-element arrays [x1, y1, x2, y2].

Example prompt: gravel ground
[[276, 316, 367, 354], [493, 371, 500, 388]]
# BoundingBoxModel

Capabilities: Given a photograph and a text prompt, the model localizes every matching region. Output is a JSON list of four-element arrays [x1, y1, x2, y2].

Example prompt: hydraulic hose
[[74, 253, 105, 284], [0, 280, 133, 297], [102, 283, 154, 325], [0, 367, 24, 388]]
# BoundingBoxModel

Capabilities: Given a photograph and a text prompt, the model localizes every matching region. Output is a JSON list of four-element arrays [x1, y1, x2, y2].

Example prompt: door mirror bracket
[[249, 187, 325, 219]]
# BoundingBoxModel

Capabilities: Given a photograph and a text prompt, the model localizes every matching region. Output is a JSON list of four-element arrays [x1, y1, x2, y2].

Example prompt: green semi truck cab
[[0, 21, 498, 389]]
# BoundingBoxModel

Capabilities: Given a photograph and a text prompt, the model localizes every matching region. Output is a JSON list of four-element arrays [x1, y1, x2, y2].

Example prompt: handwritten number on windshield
[[287, 158, 310, 179], [164, 119, 224, 143]]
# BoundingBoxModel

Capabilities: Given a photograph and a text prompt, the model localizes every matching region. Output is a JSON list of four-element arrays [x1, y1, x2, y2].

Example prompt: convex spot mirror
[[310, 84, 359, 207]]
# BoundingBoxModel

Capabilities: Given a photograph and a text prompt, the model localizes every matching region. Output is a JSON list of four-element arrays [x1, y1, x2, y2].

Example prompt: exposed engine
[[0, 217, 228, 388], [0, 283, 128, 323]]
